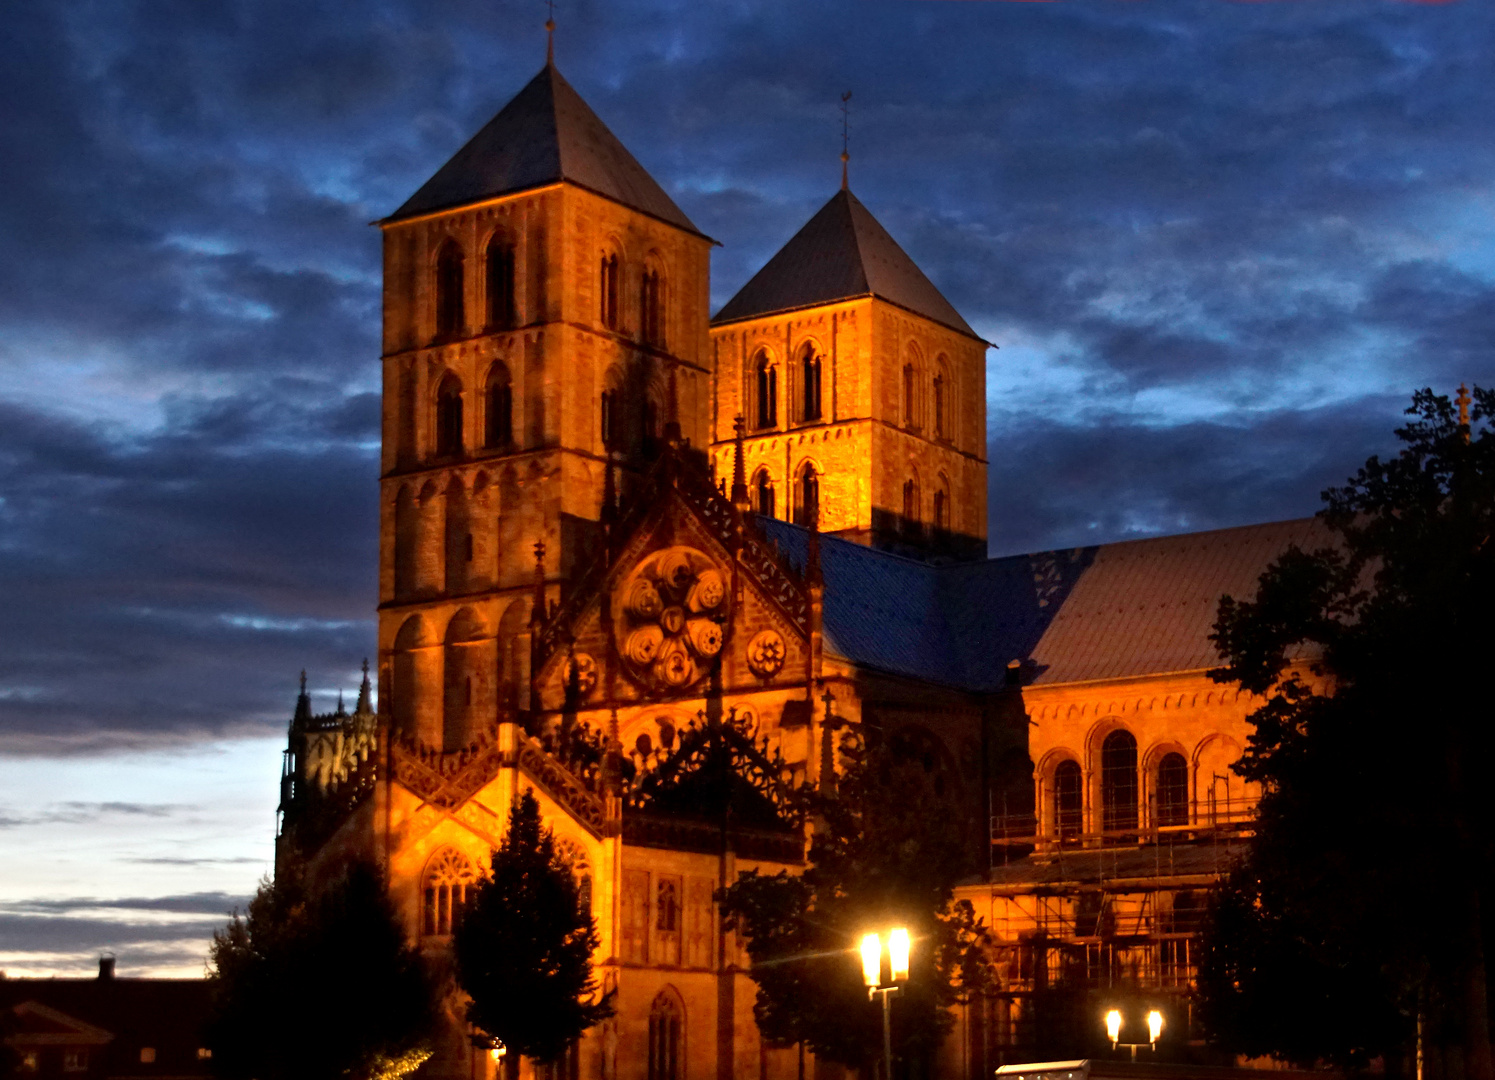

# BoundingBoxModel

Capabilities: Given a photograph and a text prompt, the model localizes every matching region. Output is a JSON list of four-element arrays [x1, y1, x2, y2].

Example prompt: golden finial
[[1457, 383, 1471, 427], [839, 91, 852, 191]]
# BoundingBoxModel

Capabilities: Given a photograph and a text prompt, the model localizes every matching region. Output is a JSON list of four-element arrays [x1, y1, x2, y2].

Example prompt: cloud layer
[[2, 0, 1493, 762]]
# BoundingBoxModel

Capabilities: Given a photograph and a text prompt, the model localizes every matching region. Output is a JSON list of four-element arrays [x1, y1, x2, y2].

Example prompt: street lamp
[[860, 929, 911, 1080], [1104, 1007, 1164, 1061]]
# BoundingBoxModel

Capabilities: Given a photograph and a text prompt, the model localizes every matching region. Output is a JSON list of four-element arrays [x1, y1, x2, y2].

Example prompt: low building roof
[[756, 516, 1331, 693], [387, 63, 701, 235], [711, 188, 980, 339]]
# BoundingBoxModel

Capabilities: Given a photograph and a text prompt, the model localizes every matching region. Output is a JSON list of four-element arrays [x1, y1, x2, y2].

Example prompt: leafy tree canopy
[[455, 789, 613, 1065], [1201, 388, 1495, 1077], [206, 859, 435, 1080], [718, 728, 994, 1071]]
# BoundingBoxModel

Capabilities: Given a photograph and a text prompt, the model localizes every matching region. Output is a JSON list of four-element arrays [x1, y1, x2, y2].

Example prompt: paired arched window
[[933, 367, 947, 438], [641, 267, 664, 346], [435, 239, 465, 340], [1157, 752, 1189, 827], [435, 373, 464, 456], [754, 469, 775, 518], [599, 253, 620, 330], [486, 237, 516, 331], [485, 365, 512, 449], [794, 463, 819, 527], [648, 991, 684, 1080], [422, 848, 480, 936], [1054, 759, 1083, 840], [800, 345, 822, 422], [754, 352, 777, 429], [1101, 730, 1139, 833]]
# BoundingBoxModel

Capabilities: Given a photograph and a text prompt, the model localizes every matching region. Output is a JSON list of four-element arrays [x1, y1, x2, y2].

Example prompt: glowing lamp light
[[860, 933, 882, 988], [1105, 1009, 1123, 1047], [1148, 1010, 1164, 1045], [490, 1043, 507, 1062], [888, 928, 911, 983]]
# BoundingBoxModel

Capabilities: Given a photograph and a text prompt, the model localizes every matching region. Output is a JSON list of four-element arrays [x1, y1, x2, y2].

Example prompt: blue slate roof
[[755, 516, 1330, 692]]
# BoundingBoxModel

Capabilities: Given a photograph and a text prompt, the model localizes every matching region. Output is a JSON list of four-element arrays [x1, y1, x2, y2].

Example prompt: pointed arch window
[[794, 463, 819, 527], [600, 253, 620, 330], [648, 992, 684, 1080], [933, 369, 947, 438], [902, 363, 917, 427], [754, 352, 777, 430], [485, 365, 512, 449], [1157, 752, 1189, 827], [600, 389, 619, 449], [800, 346, 822, 422], [435, 373, 464, 456], [754, 469, 775, 518], [435, 239, 465, 340], [486, 237, 516, 331], [933, 484, 949, 532], [902, 477, 920, 528], [422, 849, 480, 936], [1101, 730, 1139, 834], [1054, 759, 1083, 841], [641, 267, 664, 347]]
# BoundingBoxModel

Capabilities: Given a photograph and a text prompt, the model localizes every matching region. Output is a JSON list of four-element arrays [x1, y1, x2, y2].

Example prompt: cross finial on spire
[[1457, 383, 1471, 428], [299, 670, 307, 695], [839, 91, 852, 191], [545, 0, 556, 64]]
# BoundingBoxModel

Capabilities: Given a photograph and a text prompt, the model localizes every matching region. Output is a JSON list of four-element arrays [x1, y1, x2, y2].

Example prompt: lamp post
[[1103, 1007, 1164, 1062], [860, 928, 911, 1080]]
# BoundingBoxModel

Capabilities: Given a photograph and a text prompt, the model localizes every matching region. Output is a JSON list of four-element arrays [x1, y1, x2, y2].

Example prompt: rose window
[[615, 546, 729, 690]]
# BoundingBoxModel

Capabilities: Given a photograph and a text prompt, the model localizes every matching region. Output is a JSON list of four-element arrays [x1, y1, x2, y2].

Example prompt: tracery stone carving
[[564, 652, 598, 696], [615, 546, 729, 690], [746, 630, 787, 678]]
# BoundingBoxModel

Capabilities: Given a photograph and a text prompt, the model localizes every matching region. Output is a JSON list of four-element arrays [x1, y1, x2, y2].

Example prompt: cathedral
[[276, 53, 1324, 1080]]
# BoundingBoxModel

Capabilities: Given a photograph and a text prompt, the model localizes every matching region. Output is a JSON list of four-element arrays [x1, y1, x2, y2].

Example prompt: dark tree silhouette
[[718, 729, 994, 1072], [1201, 387, 1495, 1078], [454, 790, 613, 1071], [206, 860, 435, 1080]]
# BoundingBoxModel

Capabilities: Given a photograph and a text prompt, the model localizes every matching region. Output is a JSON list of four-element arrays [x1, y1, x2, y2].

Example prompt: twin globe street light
[[860, 928, 911, 1080], [1104, 1007, 1164, 1062]]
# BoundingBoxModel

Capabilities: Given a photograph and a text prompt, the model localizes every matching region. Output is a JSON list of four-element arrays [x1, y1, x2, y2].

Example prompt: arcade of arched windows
[[1032, 726, 1258, 844], [426, 227, 532, 346], [388, 605, 506, 753], [391, 470, 514, 603]]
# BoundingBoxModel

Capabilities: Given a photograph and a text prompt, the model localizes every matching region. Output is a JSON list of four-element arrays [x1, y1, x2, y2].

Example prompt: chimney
[[98, 955, 116, 980]]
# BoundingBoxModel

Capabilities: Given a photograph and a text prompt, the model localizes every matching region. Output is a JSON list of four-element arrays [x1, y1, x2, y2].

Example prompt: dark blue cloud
[[1, 0, 1493, 751]]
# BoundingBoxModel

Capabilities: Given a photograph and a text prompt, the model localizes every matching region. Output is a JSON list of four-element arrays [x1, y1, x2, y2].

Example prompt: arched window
[[800, 345, 822, 422], [1101, 730, 1139, 834], [435, 373, 463, 456], [794, 463, 819, 527], [902, 477, 920, 525], [754, 352, 777, 429], [1157, 752, 1189, 827], [486, 237, 516, 330], [435, 239, 465, 340], [600, 389, 619, 449], [754, 469, 775, 518], [422, 849, 480, 936], [648, 991, 684, 1080], [641, 267, 664, 346], [933, 484, 949, 532], [933, 368, 947, 438], [1054, 759, 1083, 841], [599, 252, 620, 330], [902, 363, 916, 427], [485, 365, 512, 449]]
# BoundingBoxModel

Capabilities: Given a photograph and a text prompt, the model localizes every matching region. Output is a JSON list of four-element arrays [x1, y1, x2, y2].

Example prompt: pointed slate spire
[[292, 670, 312, 729], [712, 189, 979, 340], [387, 64, 703, 236]]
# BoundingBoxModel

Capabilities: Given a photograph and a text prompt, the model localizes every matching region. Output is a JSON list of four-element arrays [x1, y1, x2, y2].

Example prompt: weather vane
[[840, 91, 852, 190], [545, 0, 556, 64]]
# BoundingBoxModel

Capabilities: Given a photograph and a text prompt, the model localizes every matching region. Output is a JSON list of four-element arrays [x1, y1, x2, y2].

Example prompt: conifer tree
[[205, 860, 435, 1080], [454, 789, 613, 1069]]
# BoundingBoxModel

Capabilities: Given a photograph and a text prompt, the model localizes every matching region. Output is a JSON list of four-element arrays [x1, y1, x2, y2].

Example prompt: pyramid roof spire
[[712, 189, 979, 340], [387, 64, 702, 235]]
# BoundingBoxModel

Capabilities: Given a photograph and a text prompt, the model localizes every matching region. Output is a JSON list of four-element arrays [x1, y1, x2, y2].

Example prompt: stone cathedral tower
[[376, 61, 715, 751]]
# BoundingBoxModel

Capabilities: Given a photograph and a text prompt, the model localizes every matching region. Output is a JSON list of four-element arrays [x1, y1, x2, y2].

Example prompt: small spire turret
[[292, 670, 312, 729], [355, 658, 372, 714], [730, 414, 751, 513]]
